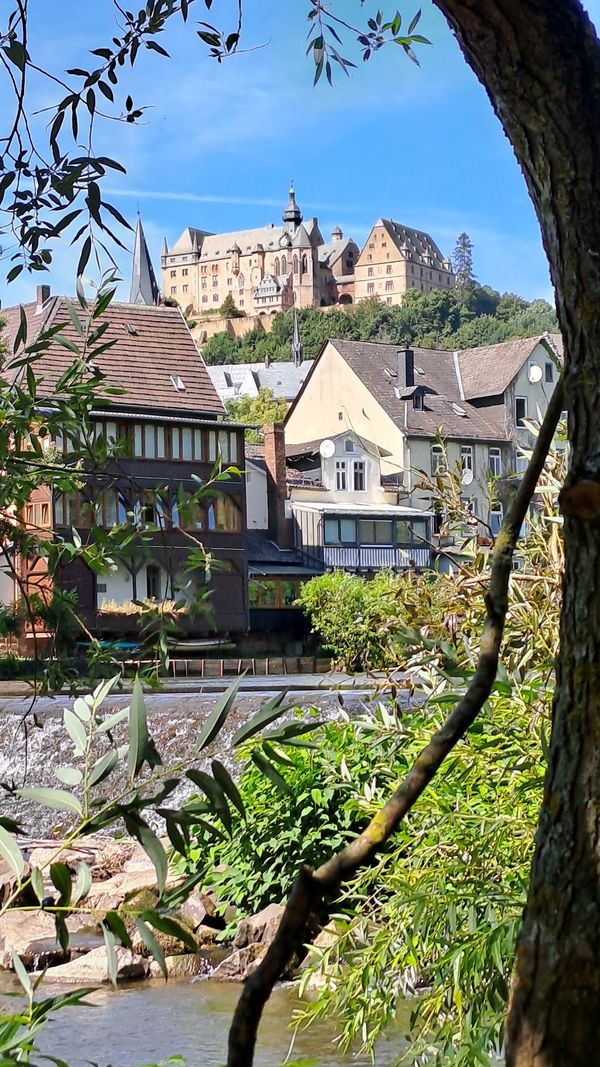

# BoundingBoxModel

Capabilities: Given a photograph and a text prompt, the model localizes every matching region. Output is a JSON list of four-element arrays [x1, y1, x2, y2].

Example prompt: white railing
[[322, 545, 431, 570]]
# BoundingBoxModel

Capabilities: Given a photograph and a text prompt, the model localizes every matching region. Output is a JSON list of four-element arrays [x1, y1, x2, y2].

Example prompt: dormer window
[[345, 439, 354, 453], [413, 392, 424, 411]]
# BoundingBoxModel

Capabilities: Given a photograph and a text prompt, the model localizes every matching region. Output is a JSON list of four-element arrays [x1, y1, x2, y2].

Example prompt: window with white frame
[[460, 445, 474, 473], [515, 396, 527, 426], [335, 460, 347, 491], [344, 439, 354, 453], [431, 443, 445, 474], [353, 461, 366, 491], [489, 502, 503, 536], [489, 447, 502, 477]]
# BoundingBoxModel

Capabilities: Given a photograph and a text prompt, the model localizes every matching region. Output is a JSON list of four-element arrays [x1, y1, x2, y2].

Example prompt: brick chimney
[[263, 423, 292, 549], [36, 284, 51, 310], [400, 344, 414, 387]]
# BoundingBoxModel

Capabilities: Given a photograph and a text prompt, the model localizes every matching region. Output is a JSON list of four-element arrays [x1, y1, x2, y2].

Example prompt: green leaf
[[55, 766, 83, 787], [11, 952, 31, 996], [104, 909, 132, 949], [210, 759, 245, 818], [30, 866, 44, 905], [196, 674, 245, 752], [135, 917, 166, 978], [50, 862, 72, 906], [102, 923, 118, 987], [73, 696, 92, 722], [123, 814, 167, 896], [17, 787, 82, 816], [127, 675, 149, 779], [0, 824, 24, 879], [92, 675, 120, 705], [97, 707, 129, 733], [251, 750, 292, 796], [141, 910, 197, 953], [186, 769, 232, 834], [231, 691, 291, 747], [88, 749, 118, 787], [73, 862, 92, 903], [63, 707, 87, 754]]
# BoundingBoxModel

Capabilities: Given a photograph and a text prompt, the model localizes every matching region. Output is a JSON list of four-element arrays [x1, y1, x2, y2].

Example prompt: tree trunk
[[430, 2, 600, 1063]]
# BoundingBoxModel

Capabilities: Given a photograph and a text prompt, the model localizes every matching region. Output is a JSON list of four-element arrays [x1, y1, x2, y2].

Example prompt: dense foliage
[[225, 387, 289, 442], [201, 287, 557, 365]]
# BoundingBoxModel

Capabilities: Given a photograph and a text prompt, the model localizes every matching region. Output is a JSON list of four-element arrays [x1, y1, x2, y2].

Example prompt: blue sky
[[3, 0, 600, 306]]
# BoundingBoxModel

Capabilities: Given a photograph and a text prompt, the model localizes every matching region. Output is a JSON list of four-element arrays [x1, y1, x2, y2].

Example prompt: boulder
[[194, 924, 219, 946], [233, 903, 284, 950], [0, 910, 91, 970], [39, 945, 148, 984], [179, 890, 222, 931], [210, 943, 267, 983], [148, 953, 212, 979], [130, 921, 195, 958]]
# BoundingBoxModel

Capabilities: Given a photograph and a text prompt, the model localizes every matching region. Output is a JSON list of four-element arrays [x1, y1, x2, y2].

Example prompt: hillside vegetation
[[201, 287, 557, 365]]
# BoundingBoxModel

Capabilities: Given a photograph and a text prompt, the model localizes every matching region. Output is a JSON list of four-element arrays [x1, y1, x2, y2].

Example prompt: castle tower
[[282, 185, 302, 235]]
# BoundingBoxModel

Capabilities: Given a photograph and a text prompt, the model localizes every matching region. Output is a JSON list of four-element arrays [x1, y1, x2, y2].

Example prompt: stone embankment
[[0, 839, 329, 987]]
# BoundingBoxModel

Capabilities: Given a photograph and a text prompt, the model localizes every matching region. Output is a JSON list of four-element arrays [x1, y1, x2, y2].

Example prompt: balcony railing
[[322, 545, 431, 570]]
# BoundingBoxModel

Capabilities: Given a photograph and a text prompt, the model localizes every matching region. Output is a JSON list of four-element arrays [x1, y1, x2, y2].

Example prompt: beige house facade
[[285, 335, 562, 535], [354, 219, 455, 306]]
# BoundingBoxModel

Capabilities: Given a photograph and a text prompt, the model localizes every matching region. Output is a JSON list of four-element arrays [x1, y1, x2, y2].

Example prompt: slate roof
[[379, 219, 452, 270], [458, 335, 561, 400], [246, 529, 311, 571], [318, 237, 357, 271], [2, 297, 225, 416], [208, 360, 314, 403], [323, 339, 509, 442], [130, 216, 160, 306]]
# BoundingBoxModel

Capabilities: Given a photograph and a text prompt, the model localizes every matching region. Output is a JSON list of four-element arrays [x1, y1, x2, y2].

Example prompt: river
[[1, 973, 407, 1066]]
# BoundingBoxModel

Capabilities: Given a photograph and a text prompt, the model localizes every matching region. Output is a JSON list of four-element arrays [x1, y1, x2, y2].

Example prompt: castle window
[[367, 283, 375, 294], [212, 277, 218, 287], [367, 254, 372, 261], [182, 284, 188, 293], [238, 273, 244, 287], [281, 256, 287, 273], [228, 277, 233, 286], [386, 264, 392, 274], [202, 295, 208, 303], [170, 286, 176, 295], [170, 270, 176, 278], [368, 267, 374, 277], [182, 268, 188, 277], [202, 280, 207, 289], [293, 255, 299, 274], [302, 254, 308, 273], [385, 280, 393, 291], [274, 257, 280, 274], [213, 293, 219, 302]]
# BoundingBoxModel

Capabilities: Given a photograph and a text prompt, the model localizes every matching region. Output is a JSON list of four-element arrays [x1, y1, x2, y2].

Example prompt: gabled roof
[[292, 338, 509, 442], [291, 224, 312, 249], [458, 334, 562, 400], [318, 237, 358, 270], [169, 227, 214, 255], [2, 298, 225, 416], [208, 360, 313, 403], [376, 219, 452, 271]]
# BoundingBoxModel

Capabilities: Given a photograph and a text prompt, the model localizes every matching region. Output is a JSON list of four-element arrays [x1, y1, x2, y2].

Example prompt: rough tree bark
[[429, 2, 600, 1064]]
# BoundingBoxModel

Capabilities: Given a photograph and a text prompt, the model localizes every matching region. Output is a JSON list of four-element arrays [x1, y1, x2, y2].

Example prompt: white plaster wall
[[320, 434, 384, 503], [245, 463, 269, 529], [98, 562, 172, 607], [285, 342, 408, 477], [0, 565, 15, 607]]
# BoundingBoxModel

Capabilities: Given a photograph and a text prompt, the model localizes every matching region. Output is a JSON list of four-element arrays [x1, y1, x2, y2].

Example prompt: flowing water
[[0, 688, 376, 836], [1, 973, 407, 1066], [0, 686, 408, 1065]]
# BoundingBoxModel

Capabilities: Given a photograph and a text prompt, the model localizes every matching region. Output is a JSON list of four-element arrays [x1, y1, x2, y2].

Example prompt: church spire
[[282, 183, 302, 234], [291, 307, 304, 367], [130, 214, 160, 305]]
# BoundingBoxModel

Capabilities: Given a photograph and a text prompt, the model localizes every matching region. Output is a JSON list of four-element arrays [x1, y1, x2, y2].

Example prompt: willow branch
[[227, 376, 566, 1067]]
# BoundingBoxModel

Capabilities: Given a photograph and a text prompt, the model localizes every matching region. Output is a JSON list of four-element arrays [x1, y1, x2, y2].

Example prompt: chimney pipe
[[36, 284, 51, 309], [263, 423, 292, 549], [401, 344, 414, 387]]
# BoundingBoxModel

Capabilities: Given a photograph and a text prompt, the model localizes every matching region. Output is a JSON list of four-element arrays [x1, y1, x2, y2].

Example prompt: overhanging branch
[[226, 377, 565, 1067]]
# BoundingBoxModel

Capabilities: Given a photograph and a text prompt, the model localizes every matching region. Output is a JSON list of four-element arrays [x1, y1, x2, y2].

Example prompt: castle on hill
[[160, 188, 455, 318]]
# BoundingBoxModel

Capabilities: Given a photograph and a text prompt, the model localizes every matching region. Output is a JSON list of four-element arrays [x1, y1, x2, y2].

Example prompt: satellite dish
[[319, 439, 335, 459], [528, 363, 543, 383], [461, 468, 474, 486]]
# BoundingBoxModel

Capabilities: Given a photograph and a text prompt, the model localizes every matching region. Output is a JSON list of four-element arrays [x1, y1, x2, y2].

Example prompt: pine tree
[[452, 232, 477, 296]]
